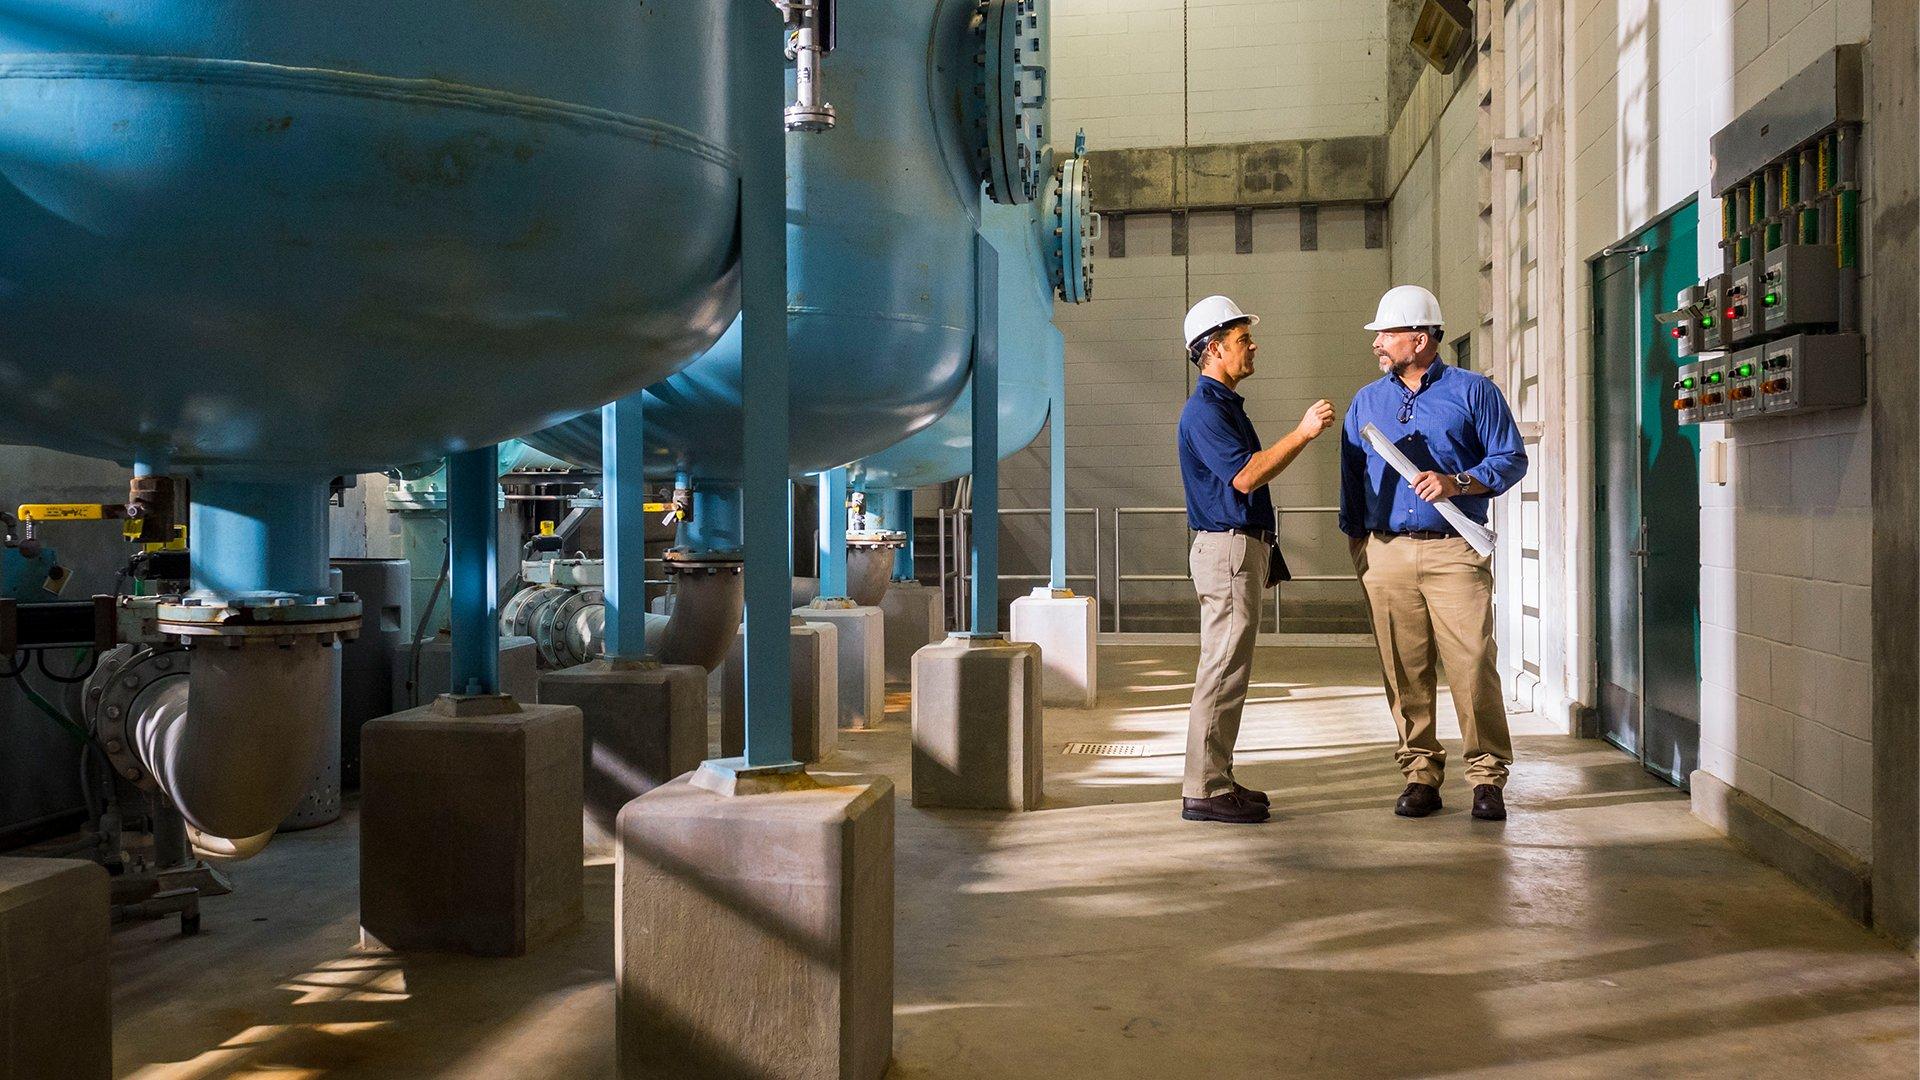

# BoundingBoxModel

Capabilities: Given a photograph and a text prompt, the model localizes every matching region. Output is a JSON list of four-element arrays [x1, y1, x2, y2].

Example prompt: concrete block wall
[[1051, 0, 1394, 150], [1561, 0, 1874, 857], [998, 209, 1389, 629]]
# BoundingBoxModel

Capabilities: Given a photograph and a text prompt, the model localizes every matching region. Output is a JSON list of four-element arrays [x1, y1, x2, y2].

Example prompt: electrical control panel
[[1724, 347, 1765, 418], [1673, 361, 1704, 425], [1759, 244, 1840, 333], [1724, 260, 1760, 346], [1700, 273, 1730, 352], [1759, 332, 1863, 414], [1697, 356, 1730, 421]]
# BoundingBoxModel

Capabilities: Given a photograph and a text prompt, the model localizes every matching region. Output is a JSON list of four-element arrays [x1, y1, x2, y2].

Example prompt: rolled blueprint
[[1359, 423, 1496, 557]]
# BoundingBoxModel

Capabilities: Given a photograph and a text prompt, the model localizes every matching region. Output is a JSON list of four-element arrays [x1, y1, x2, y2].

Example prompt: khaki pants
[[1184, 531, 1268, 799], [1352, 534, 1512, 787]]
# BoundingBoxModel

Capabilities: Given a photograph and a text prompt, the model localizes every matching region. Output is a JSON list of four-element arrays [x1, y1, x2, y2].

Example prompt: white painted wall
[[1562, 0, 1874, 856], [1051, 0, 1394, 149], [1388, 80, 1482, 361]]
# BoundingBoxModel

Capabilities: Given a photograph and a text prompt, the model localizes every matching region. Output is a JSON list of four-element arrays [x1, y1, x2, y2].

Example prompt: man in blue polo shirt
[[1176, 295, 1335, 824], [1340, 285, 1527, 822]]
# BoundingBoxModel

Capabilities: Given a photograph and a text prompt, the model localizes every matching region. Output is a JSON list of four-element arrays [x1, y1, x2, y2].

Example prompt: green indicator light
[[1736, 364, 1754, 377], [1682, 377, 1696, 389], [1701, 313, 1715, 327], [1763, 292, 1779, 306], [1707, 372, 1723, 384]]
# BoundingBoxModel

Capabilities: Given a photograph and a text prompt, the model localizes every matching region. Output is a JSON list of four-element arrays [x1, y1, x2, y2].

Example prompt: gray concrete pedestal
[[616, 768, 894, 1080], [393, 635, 540, 708], [720, 618, 838, 762], [537, 659, 709, 854], [1009, 588, 1099, 707], [910, 635, 1045, 810], [1, 858, 110, 1079], [360, 696, 583, 956], [879, 581, 944, 685], [795, 600, 885, 729]]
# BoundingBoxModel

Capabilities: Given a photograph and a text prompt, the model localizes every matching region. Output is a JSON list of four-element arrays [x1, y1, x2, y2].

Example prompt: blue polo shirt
[[1178, 376, 1275, 533], [1339, 361, 1527, 537]]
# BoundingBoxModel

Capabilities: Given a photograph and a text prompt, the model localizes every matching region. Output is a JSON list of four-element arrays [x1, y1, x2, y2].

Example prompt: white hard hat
[[1365, 284, 1445, 331], [1183, 295, 1259, 350]]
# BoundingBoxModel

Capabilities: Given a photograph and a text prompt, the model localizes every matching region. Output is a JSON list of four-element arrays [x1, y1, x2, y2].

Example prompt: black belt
[[1373, 529, 1455, 541], [1227, 526, 1277, 546]]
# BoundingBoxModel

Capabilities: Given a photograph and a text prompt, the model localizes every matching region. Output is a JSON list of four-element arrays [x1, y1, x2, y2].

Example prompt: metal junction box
[[1701, 273, 1731, 352], [1674, 360, 1705, 426], [1724, 260, 1761, 346], [1661, 284, 1708, 358], [1724, 347, 1765, 418], [1760, 244, 1841, 334], [1759, 332, 1864, 414], [1697, 356, 1731, 421]]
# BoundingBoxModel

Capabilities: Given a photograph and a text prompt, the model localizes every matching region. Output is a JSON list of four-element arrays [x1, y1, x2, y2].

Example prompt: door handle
[[1628, 522, 1649, 559]]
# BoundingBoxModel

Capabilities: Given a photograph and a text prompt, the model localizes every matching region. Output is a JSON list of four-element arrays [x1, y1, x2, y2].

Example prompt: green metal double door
[[1592, 201, 1702, 788]]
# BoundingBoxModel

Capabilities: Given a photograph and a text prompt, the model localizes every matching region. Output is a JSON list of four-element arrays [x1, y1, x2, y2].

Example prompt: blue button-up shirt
[[1178, 376, 1275, 533], [1339, 361, 1527, 537]]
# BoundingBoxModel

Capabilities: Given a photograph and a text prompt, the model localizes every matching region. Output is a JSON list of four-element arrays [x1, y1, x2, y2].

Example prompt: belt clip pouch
[[1265, 543, 1291, 588]]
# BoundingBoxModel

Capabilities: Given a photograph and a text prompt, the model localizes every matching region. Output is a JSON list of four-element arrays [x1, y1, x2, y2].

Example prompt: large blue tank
[[849, 144, 1092, 490], [523, 0, 1051, 484], [0, 1, 742, 476]]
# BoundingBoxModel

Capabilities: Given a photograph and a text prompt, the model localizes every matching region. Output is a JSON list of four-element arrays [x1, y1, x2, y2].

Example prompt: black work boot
[[1471, 784, 1507, 821], [1394, 781, 1442, 818]]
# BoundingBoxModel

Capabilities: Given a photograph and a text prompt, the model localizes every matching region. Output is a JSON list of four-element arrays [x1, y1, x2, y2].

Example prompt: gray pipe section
[[846, 546, 894, 607], [644, 566, 744, 672], [137, 640, 341, 841]]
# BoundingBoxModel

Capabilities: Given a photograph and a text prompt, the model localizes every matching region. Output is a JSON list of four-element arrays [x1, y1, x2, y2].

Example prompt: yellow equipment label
[[17, 503, 107, 521]]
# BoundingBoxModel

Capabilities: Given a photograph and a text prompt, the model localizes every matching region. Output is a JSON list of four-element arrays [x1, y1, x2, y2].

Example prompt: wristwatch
[[1452, 471, 1475, 491]]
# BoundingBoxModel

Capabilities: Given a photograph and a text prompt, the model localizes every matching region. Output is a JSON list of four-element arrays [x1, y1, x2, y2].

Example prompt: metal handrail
[[1111, 505, 1357, 633], [938, 507, 1102, 631]]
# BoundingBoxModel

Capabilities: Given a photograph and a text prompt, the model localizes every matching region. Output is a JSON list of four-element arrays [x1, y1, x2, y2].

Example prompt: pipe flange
[[502, 584, 573, 667], [84, 643, 187, 789], [551, 588, 605, 668], [846, 530, 908, 550], [154, 594, 363, 642], [663, 550, 745, 576], [1051, 135, 1096, 303], [976, 0, 1047, 206]]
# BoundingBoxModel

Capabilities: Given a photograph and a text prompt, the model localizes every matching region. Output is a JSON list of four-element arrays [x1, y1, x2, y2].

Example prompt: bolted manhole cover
[[1062, 741, 1148, 757]]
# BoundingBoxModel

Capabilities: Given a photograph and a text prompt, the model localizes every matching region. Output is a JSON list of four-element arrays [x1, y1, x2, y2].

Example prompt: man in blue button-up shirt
[[1340, 285, 1527, 822], [1175, 295, 1334, 824]]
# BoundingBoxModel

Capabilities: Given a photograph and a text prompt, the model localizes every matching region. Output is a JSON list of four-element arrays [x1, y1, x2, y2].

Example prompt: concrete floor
[[110, 646, 1918, 1079]]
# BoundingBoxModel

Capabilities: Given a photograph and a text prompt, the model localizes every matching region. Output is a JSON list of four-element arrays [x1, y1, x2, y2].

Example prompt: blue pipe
[[189, 479, 328, 598], [602, 393, 648, 661], [817, 467, 849, 599], [892, 488, 916, 581], [734, 12, 796, 771], [447, 447, 499, 697], [683, 486, 744, 553], [970, 235, 1001, 635]]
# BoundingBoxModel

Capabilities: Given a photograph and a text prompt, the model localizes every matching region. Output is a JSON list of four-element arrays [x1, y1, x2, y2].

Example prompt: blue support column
[[447, 446, 500, 696], [817, 467, 849, 598], [732, 6, 797, 771], [892, 488, 915, 581], [969, 235, 1001, 636], [1048, 345, 1068, 592], [602, 393, 649, 661]]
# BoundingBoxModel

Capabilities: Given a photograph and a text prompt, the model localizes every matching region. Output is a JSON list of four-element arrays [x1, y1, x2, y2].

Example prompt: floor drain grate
[[1062, 742, 1149, 757]]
